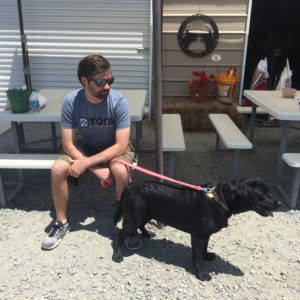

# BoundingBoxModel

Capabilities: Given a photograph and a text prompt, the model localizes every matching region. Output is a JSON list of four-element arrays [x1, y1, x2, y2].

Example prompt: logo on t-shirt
[[79, 117, 89, 128], [79, 116, 114, 128]]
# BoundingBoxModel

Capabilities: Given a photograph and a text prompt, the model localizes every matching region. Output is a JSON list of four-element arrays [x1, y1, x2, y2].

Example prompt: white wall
[[0, 0, 152, 110]]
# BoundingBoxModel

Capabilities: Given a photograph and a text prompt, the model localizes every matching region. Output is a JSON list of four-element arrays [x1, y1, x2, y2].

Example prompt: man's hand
[[68, 158, 89, 177], [89, 166, 111, 183]]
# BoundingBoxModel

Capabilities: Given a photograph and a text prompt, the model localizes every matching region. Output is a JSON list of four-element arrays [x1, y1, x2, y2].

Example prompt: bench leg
[[232, 150, 240, 179], [166, 152, 175, 178], [215, 134, 220, 151], [0, 171, 25, 207], [242, 115, 248, 133], [0, 172, 6, 207], [290, 169, 300, 209]]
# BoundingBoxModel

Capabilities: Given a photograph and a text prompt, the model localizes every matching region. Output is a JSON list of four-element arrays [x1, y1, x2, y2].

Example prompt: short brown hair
[[77, 54, 111, 85]]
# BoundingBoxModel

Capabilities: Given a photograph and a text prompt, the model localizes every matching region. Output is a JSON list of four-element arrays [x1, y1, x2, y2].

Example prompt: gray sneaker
[[41, 220, 70, 250]]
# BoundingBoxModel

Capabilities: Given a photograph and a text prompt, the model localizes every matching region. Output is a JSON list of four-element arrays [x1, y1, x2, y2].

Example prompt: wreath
[[177, 14, 219, 58]]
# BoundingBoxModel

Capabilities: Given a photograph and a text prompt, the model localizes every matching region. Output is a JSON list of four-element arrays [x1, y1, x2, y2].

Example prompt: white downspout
[[239, 0, 253, 104], [147, 0, 153, 119]]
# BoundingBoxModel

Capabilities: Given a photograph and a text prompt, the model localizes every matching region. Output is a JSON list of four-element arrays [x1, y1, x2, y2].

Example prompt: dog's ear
[[244, 177, 268, 193], [220, 182, 238, 199]]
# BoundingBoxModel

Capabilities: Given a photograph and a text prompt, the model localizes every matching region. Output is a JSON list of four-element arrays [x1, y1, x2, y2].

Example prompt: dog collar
[[205, 188, 229, 212]]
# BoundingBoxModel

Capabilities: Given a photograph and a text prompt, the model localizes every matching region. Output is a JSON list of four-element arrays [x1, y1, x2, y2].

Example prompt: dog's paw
[[155, 222, 165, 230], [203, 251, 216, 261], [124, 236, 143, 251], [112, 252, 124, 263], [196, 271, 212, 281], [141, 229, 155, 239]]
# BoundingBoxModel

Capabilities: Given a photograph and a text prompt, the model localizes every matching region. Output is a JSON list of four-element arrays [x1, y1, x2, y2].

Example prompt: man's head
[[77, 54, 114, 100]]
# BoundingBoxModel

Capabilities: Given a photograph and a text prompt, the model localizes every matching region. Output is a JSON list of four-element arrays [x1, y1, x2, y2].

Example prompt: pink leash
[[110, 158, 202, 191]]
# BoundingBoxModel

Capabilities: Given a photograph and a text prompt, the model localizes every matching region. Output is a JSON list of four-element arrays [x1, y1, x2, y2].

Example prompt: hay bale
[[162, 97, 243, 131]]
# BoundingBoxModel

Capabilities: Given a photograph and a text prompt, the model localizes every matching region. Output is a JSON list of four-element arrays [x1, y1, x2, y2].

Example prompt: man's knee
[[110, 163, 129, 181], [51, 159, 70, 178]]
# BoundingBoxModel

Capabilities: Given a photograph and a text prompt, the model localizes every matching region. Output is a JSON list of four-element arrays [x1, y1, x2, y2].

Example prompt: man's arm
[[68, 127, 130, 177], [86, 127, 130, 168], [61, 127, 85, 160]]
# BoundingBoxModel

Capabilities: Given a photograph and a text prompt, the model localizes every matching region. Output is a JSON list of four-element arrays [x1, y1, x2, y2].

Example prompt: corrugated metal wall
[[0, 0, 151, 110], [162, 0, 250, 98]]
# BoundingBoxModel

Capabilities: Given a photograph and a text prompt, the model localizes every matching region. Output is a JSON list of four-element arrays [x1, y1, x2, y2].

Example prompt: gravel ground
[[0, 120, 299, 300]]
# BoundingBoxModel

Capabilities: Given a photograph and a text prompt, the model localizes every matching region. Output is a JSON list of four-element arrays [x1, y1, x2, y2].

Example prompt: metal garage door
[[0, 0, 152, 111]]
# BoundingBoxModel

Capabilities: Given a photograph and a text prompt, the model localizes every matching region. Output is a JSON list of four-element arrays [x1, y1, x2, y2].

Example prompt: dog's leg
[[112, 229, 127, 263], [113, 210, 144, 257], [202, 237, 216, 261], [155, 221, 165, 229], [113, 203, 123, 225], [139, 225, 151, 238], [191, 235, 212, 281]]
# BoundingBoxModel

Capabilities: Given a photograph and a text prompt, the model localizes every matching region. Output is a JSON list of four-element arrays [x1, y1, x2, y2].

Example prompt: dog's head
[[219, 177, 282, 216]]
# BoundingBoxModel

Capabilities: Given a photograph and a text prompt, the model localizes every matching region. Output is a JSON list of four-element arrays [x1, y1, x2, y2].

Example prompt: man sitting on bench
[[41, 54, 137, 250]]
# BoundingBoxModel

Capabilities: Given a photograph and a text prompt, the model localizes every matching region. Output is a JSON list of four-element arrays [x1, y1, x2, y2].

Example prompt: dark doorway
[[244, 0, 300, 90]]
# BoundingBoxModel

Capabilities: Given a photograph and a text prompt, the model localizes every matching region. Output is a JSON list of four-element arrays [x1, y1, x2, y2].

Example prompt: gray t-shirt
[[61, 88, 130, 150]]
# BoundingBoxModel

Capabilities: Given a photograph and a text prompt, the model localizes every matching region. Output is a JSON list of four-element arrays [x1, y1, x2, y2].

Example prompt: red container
[[188, 84, 209, 102]]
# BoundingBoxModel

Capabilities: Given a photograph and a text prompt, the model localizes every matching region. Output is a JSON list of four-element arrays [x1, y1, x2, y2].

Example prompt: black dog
[[112, 178, 281, 281]]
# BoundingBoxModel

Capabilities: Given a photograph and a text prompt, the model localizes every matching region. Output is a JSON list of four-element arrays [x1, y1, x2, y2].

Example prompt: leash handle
[[100, 178, 112, 189], [111, 158, 202, 191]]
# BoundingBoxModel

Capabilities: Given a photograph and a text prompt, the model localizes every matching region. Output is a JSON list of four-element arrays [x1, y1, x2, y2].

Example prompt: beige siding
[[162, 0, 249, 97], [164, 0, 248, 15]]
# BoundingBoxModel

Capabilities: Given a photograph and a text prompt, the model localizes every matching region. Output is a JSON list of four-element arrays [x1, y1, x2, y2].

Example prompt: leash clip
[[202, 185, 216, 193]]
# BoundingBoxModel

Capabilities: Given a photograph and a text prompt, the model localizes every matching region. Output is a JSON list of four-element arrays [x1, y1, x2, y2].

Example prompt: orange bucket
[[217, 72, 239, 104]]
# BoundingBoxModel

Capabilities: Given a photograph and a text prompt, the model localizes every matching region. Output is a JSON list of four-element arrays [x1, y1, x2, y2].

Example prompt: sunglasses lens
[[94, 76, 114, 87], [109, 77, 115, 85], [98, 80, 106, 86]]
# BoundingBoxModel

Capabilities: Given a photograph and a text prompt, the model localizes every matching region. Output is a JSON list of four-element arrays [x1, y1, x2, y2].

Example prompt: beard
[[89, 87, 110, 100], [95, 89, 109, 99]]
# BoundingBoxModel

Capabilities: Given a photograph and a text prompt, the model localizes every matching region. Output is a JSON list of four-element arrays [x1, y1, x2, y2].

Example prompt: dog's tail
[[114, 203, 123, 225]]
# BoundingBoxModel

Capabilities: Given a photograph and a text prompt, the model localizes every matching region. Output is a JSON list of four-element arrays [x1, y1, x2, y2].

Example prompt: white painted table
[[243, 90, 300, 182], [0, 88, 147, 153]]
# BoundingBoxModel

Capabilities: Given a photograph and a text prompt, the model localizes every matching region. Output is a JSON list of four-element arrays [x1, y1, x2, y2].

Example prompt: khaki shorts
[[57, 142, 137, 185]]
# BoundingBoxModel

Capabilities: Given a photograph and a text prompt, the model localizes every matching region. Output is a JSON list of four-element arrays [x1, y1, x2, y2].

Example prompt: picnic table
[[0, 88, 147, 153], [243, 90, 300, 182]]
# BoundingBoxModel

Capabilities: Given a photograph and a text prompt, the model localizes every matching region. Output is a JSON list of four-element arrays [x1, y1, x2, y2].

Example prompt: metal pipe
[[148, 0, 154, 120], [239, 0, 253, 104], [153, 0, 163, 175], [17, 0, 32, 91]]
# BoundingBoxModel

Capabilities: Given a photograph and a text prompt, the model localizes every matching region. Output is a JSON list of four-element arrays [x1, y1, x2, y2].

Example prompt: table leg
[[18, 123, 26, 148], [50, 122, 58, 153], [249, 104, 257, 142], [11, 122, 22, 153], [135, 121, 142, 153], [11, 122, 24, 182], [275, 121, 289, 183]]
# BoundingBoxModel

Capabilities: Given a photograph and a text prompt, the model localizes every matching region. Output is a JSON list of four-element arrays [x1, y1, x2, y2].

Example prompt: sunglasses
[[90, 76, 115, 87]]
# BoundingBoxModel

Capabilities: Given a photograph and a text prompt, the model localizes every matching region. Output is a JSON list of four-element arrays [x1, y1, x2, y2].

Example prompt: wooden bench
[[162, 114, 185, 177], [0, 154, 59, 207], [0, 115, 185, 207], [209, 113, 253, 179], [282, 153, 300, 209], [236, 106, 266, 114], [236, 106, 267, 132]]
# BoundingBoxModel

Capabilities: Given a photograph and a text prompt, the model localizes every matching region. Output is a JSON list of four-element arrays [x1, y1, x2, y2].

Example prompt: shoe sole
[[41, 239, 61, 250]]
